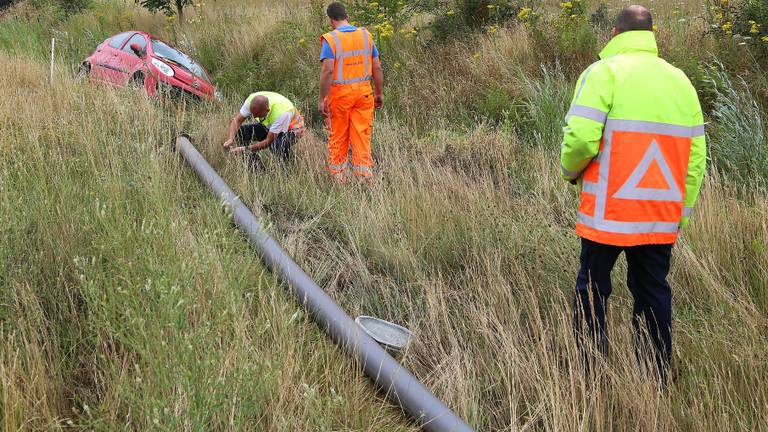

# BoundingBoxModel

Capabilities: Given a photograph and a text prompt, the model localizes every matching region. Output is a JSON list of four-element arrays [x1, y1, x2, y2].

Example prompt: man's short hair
[[614, 5, 653, 33], [327, 2, 348, 21]]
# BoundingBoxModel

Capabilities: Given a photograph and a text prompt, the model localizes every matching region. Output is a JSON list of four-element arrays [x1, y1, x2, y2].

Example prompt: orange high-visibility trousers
[[325, 83, 375, 179]]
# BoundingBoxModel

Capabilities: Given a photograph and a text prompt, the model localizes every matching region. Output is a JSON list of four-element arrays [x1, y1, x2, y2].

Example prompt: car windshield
[[150, 39, 210, 82]]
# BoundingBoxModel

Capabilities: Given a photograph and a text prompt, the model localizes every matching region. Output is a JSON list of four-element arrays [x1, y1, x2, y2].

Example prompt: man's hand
[[374, 93, 383, 109], [229, 146, 249, 155], [223, 138, 235, 149], [318, 99, 329, 117]]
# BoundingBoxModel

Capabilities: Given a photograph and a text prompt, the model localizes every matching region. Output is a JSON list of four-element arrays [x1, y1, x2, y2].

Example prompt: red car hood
[[158, 58, 214, 97]]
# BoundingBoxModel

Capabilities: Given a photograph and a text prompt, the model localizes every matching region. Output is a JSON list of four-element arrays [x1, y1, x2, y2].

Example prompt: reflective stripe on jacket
[[560, 30, 706, 246], [320, 28, 374, 85]]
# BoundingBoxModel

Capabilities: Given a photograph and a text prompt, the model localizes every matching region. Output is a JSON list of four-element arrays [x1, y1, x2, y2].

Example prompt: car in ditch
[[80, 30, 217, 101]]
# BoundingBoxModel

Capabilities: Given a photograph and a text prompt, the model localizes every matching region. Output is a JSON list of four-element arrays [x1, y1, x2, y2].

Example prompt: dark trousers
[[235, 123, 295, 167], [573, 237, 673, 382]]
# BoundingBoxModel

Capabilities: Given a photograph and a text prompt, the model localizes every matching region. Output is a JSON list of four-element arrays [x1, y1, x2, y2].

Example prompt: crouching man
[[223, 91, 305, 167]]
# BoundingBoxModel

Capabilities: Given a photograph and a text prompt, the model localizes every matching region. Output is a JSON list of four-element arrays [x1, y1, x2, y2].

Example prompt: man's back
[[562, 30, 706, 246]]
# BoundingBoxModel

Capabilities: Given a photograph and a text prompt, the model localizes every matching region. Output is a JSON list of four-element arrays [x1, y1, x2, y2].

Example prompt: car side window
[[122, 34, 147, 55], [107, 32, 133, 49]]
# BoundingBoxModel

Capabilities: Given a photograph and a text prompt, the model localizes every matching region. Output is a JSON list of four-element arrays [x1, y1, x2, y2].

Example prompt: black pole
[[175, 137, 474, 432]]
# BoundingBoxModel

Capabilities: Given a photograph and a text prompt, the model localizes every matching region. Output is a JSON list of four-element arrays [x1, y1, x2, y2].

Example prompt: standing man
[[318, 2, 384, 184], [560, 5, 706, 382], [224, 91, 305, 167]]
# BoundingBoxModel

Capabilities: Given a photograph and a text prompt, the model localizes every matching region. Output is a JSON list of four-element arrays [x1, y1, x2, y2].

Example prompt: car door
[[88, 39, 110, 82], [116, 33, 149, 85], [94, 32, 133, 84]]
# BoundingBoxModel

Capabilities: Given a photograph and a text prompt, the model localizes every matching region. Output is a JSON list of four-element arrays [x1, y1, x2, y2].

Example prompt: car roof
[[108, 30, 213, 78], [114, 31, 184, 52], [116, 30, 175, 45]]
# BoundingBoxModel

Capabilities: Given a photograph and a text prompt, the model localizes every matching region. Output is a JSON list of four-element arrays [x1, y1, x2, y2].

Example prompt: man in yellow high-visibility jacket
[[223, 91, 305, 169], [560, 5, 706, 382]]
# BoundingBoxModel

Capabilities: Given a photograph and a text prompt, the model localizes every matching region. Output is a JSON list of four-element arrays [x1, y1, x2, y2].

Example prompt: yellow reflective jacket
[[560, 31, 706, 245]]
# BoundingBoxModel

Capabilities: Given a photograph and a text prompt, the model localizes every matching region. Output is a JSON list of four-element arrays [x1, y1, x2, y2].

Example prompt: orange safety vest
[[320, 28, 374, 85], [289, 109, 306, 138], [576, 120, 702, 246]]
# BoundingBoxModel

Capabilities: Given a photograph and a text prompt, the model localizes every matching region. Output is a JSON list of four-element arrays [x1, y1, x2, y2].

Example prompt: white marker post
[[49, 38, 55, 84]]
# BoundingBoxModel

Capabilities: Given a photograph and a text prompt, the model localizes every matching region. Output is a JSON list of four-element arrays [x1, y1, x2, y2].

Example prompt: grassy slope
[[0, 55, 411, 430], [2, 0, 768, 430]]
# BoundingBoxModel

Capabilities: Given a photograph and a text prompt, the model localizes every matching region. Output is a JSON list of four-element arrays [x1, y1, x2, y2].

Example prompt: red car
[[81, 30, 217, 101]]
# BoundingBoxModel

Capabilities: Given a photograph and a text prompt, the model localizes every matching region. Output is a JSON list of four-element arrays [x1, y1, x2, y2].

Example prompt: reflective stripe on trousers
[[328, 161, 350, 173], [352, 164, 372, 177]]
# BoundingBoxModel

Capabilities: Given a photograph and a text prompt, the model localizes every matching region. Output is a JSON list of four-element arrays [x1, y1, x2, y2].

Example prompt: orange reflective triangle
[[613, 140, 682, 202], [636, 159, 670, 190]]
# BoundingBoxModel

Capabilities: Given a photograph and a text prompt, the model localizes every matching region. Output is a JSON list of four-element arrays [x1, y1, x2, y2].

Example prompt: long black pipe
[[176, 137, 474, 432]]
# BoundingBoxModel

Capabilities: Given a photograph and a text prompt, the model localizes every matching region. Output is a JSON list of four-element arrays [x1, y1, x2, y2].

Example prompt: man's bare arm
[[224, 113, 247, 148], [249, 132, 276, 151], [318, 59, 334, 116], [372, 57, 383, 108]]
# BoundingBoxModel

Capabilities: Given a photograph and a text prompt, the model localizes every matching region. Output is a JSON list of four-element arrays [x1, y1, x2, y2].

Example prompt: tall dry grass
[[187, 1, 767, 429], [0, 54, 412, 431], [1, 0, 767, 430]]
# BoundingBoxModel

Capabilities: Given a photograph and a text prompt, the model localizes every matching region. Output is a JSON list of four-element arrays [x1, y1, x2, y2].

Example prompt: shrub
[[424, 0, 528, 41], [589, 1, 611, 32], [30, 0, 90, 17], [553, 0, 598, 67], [347, 0, 428, 51], [707, 0, 768, 59]]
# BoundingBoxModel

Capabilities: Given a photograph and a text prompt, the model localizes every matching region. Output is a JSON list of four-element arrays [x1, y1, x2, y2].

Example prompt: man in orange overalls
[[318, 2, 384, 184]]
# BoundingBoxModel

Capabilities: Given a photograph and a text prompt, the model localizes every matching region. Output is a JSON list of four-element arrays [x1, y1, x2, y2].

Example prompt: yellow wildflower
[[298, 38, 306, 45], [374, 21, 394, 38], [394, 62, 401, 69], [652, 24, 657, 31], [368, 2, 378, 7], [762, 36, 768, 43], [472, 52, 480, 59], [517, 7, 531, 21], [447, 9, 455, 16]]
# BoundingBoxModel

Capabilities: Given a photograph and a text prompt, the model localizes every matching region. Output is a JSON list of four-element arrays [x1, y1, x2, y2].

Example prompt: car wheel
[[130, 72, 145, 90]]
